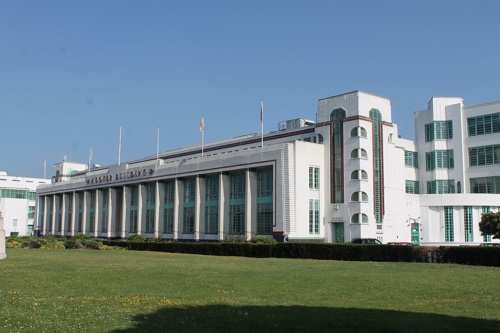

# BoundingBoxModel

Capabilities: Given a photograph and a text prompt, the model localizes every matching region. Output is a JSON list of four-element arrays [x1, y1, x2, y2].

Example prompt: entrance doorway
[[333, 223, 345, 243], [411, 223, 420, 245]]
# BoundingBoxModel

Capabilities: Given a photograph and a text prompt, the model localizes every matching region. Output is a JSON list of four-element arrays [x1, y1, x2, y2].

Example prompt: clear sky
[[1, 0, 500, 179]]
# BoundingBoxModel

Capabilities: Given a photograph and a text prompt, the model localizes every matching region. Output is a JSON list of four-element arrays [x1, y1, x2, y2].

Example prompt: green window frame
[[163, 180, 174, 234], [426, 150, 454, 170], [308, 199, 320, 234], [464, 206, 473, 242], [309, 167, 320, 189], [405, 151, 418, 168], [425, 121, 453, 142], [467, 113, 500, 136], [229, 204, 245, 234], [427, 180, 455, 194], [129, 185, 139, 233], [444, 206, 454, 242], [469, 145, 500, 167], [470, 176, 500, 194], [101, 189, 108, 233], [405, 180, 420, 194]]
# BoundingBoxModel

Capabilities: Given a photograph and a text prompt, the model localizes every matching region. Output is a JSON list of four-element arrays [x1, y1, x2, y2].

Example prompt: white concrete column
[[51, 195, 56, 235], [219, 173, 230, 241], [108, 188, 117, 239], [246, 170, 258, 241], [196, 176, 206, 241], [70, 192, 76, 237], [155, 181, 164, 239], [174, 178, 184, 240], [83, 191, 90, 235], [96, 190, 103, 237], [121, 186, 131, 239]]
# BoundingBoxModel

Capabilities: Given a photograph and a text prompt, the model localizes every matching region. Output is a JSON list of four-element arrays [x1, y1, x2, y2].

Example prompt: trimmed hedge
[[102, 240, 500, 266]]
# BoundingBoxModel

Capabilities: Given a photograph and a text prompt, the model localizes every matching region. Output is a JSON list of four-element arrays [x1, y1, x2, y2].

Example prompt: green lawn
[[0, 248, 499, 332]]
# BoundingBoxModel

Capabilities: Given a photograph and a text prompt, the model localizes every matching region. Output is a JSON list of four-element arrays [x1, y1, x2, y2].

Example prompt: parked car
[[479, 243, 500, 246], [351, 238, 382, 244], [387, 242, 414, 246]]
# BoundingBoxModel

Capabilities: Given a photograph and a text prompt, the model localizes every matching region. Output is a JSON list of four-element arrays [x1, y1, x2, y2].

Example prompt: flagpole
[[118, 124, 122, 166], [200, 115, 205, 157], [156, 127, 160, 161], [261, 99, 264, 148]]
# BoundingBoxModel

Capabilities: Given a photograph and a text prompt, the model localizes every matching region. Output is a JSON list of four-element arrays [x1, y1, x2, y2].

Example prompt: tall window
[[89, 191, 96, 233], [309, 199, 320, 234], [66, 193, 72, 232], [482, 206, 492, 242], [145, 183, 155, 233], [129, 185, 139, 233], [101, 189, 108, 233], [425, 121, 453, 142], [183, 178, 196, 234], [229, 171, 246, 234], [331, 108, 346, 203], [469, 145, 500, 167], [77, 193, 83, 232], [56, 195, 62, 232], [309, 167, 320, 189], [464, 206, 473, 242], [444, 206, 454, 242], [257, 168, 273, 235], [370, 108, 382, 225], [229, 204, 245, 234], [163, 180, 174, 233], [205, 175, 219, 234], [405, 151, 418, 168], [426, 150, 454, 170], [468, 113, 500, 136], [405, 180, 420, 194]]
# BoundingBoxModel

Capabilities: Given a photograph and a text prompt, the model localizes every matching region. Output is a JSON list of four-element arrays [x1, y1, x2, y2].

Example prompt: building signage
[[86, 169, 154, 185]]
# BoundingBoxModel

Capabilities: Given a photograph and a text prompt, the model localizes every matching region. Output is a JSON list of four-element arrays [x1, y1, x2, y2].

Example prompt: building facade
[[0, 171, 50, 236], [36, 91, 500, 245]]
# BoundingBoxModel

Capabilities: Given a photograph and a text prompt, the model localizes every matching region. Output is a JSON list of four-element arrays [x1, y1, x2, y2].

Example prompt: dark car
[[387, 242, 414, 246], [479, 243, 500, 246], [351, 238, 382, 244]]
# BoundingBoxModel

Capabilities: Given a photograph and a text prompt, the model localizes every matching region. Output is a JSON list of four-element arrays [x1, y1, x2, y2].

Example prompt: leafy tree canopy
[[479, 211, 500, 239]]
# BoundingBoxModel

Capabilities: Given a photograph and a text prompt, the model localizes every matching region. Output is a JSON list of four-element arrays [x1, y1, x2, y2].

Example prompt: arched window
[[350, 127, 368, 138], [351, 213, 369, 224], [352, 170, 369, 180], [350, 148, 368, 159], [351, 191, 368, 202]]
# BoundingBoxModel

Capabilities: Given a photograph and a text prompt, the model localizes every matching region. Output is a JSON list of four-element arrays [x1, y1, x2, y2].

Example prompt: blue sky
[[1, 0, 500, 178]]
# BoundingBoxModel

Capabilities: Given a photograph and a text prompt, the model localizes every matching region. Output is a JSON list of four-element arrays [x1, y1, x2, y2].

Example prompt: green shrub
[[64, 235, 103, 250], [127, 234, 147, 242], [250, 236, 277, 244], [41, 242, 66, 249]]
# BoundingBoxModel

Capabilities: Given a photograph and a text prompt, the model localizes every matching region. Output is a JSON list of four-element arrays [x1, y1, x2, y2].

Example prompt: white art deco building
[[0, 171, 50, 236], [36, 91, 500, 245]]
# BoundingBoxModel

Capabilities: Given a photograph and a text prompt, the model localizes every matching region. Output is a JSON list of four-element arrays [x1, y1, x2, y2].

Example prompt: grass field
[[0, 248, 499, 333]]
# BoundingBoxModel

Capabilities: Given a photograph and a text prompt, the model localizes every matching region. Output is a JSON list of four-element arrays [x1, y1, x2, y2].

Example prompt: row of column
[[39, 170, 267, 241]]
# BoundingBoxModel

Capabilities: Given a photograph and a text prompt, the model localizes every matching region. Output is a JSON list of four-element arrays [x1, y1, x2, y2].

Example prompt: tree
[[479, 211, 500, 239]]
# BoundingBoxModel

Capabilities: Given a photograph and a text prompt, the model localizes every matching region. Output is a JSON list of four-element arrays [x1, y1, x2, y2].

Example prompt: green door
[[411, 223, 420, 245], [334, 223, 345, 243]]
